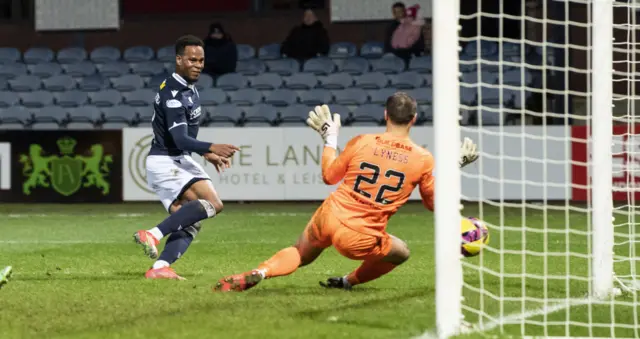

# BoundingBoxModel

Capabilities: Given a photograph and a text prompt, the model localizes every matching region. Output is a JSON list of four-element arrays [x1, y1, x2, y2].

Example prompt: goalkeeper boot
[[213, 270, 263, 292], [319, 276, 352, 290], [133, 230, 159, 259], [0, 266, 12, 289], [145, 267, 185, 280]]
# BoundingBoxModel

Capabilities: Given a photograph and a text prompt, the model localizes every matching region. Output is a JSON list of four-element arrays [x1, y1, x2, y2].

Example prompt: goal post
[[431, 0, 639, 338]]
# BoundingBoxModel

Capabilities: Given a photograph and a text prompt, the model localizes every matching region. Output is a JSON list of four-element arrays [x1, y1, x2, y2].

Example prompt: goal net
[[432, 0, 640, 338]]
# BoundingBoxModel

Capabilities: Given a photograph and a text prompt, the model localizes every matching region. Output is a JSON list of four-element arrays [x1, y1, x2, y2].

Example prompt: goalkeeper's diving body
[[214, 92, 478, 291], [132, 35, 239, 280]]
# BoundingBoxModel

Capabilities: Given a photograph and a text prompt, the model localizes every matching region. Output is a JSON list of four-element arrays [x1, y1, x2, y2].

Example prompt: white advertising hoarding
[[35, 0, 120, 31], [331, 0, 432, 22], [123, 126, 571, 201]]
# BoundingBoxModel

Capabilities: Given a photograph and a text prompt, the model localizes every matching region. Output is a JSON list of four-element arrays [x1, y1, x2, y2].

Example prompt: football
[[461, 217, 490, 257]]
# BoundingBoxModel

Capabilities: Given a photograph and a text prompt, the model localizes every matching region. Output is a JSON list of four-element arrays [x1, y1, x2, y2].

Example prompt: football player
[[132, 35, 239, 280], [213, 92, 478, 291], [0, 266, 12, 289]]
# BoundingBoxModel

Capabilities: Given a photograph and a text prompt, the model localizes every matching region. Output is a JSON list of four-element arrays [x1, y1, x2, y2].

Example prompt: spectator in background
[[385, 2, 425, 64], [203, 23, 237, 77], [281, 8, 330, 62]]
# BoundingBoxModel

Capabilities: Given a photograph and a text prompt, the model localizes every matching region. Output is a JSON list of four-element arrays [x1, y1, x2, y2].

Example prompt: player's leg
[[0, 266, 12, 288], [320, 233, 409, 290]]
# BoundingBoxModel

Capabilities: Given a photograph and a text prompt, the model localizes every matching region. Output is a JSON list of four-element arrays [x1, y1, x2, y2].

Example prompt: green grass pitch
[[0, 202, 637, 339]]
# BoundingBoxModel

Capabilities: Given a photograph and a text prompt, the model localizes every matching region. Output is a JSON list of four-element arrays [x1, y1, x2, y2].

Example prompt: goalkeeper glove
[[460, 137, 479, 168], [306, 104, 341, 149]]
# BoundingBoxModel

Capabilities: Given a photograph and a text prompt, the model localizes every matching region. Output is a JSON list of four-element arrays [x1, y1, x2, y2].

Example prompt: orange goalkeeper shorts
[[303, 202, 392, 261]]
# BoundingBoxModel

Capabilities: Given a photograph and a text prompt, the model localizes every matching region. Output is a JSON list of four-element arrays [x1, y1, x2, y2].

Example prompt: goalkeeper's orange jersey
[[321, 132, 435, 237]]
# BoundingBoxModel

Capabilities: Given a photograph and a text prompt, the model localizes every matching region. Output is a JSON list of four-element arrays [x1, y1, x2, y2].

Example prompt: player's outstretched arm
[[306, 105, 353, 185], [418, 153, 435, 211]]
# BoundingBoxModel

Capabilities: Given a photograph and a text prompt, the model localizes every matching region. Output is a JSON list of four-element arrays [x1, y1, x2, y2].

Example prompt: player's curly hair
[[385, 92, 417, 125], [175, 35, 204, 56]]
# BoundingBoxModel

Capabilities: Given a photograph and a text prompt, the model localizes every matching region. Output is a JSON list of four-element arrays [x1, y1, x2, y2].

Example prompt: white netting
[[454, 0, 640, 337]]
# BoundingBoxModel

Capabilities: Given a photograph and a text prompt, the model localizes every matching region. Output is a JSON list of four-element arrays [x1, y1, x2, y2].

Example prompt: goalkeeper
[[214, 92, 478, 292]]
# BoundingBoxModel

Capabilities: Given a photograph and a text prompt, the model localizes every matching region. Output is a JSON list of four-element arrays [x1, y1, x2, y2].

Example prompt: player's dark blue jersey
[[149, 73, 211, 156]]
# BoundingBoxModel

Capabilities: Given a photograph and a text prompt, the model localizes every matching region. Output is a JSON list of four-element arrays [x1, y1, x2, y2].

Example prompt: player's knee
[[197, 199, 220, 218]]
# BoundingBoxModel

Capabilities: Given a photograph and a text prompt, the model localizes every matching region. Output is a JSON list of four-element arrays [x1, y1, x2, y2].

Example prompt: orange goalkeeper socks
[[346, 260, 397, 286], [257, 247, 301, 278]]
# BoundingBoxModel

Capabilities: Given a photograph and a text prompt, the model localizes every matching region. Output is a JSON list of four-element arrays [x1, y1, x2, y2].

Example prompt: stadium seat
[[133, 104, 154, 125], [61, 62, 96, 79], [30, 106, 68, 129], [23, 47, 54, 64], [0, 47, 20, 63], [199, 88, 228, 106], [130, 61, 165, 77], [97, 62, 131, 78], [502, 69, 533, 86], [303, 57, 335, 75], [8, 75, 41, 92], [228, 88, 263, 106], [0, 105, 29, 127], [207, 104, 243, 126], [350, 104, 383, 126], [56, 47, 88, 64], [319, 72, 354, 90], [279, 104, 311, 125], [283, 73, 318, 90], [407, 88, 432, 105], [0, 78, 6, 91], [216, 73, 249, 91], [418, 105, 433, 123], [156, 45, 174, 62], [408, 56, 432, 73], [369, 88, 396, 105], [258, 43, 281, 60], [422, 73, 433, 86], [123, 46, 155, 63], [67, 106, 102, 128], [460, 87, 477, 105], [328, 104, 351, 119], [0, 63, 27, 79], [101, 105, 138, 128], [477, 104, 503, 126], [20, 91, 54, 108], [299, 89, 333, 105], [329, 42, 357, 59], [480, 86, 500, 105], [333, 88, 368, 105], [360, 41, 385, 59], [195, 73, 214, 90], [502, 42, 520, 57], [237, 44, 256, 60], [371, 56, 405, 74], [0, 91, 19, 107], [236, 59, 267, 76], [265, 89, 298, 106], [354, 72, 389, 90], [243, 103, 278, 126], [337, 57, 370, 75], [250, 73, 283, 90], [29, 62, 63, 78], [55, 90, 89, 108], [265, 58, 300, 76], [89, 89, 123, 107], [111, 74, 144, 92], [147, 73, 169, 89], [90, 46, 121, 63], [122, 88, 154, 107], [459, 108, 473, 126], [389, 71, 424, 89], [464, 40, 498, 57]]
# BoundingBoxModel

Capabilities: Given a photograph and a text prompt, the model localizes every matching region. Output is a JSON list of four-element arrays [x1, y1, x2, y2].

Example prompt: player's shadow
[[15, 271, 143, 281]]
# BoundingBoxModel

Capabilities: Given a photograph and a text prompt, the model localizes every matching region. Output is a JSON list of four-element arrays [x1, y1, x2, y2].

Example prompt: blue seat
[[122, 89, 155, 107], [56, 47, 87, 64], [371, 56, 405, 74], [111, 74, 145, 92], [0, 48, 20, 64], [407, 88, 432, 105], [0, 91, 19, 107], [42, 75, 75, 92], [147, 73, 169, 89], [0, 105, 29, 127], [98, 62, 130, 78], [8, 75, 41, 92], [265, 58, 300, 76], [62, 61, 97, 77], [333, 88, 368, 105], [29, 62, 63, 78], [408, 56, 432, 73], [228, 88, 263, 106], [67, 106, 102, 128], [265, 89, 298, 107], [354, 72, 389, 89], [477, 104, 503, 126], [303, 58, 335, 75], [279, 104, 311, 125], [460, 87, 477, 105], [55, 90, 89, 108], [284, 73, 318, 90], [89, 89, 123, 107], [389, 71, 424, 89], [369, 88, 396, 104], [360, 41, 385, 59], [250, 73, 283, 90], [20, 91, 55, 108], [337, 57, 370, 75], [464, 40, 498, 57], [236, 59, 267, 76], [23, 47, 54, 64], [130, 61, 165, 77], [123, 46, 155, 63], [216, 73, 249, 91], [299, 89, 333, 105], [199, 88, 228, 106], [258, 44, 281, 60], [320, 72, 354, 90], [90, 46, 121, 63], [350, 104, 383, 126], [243, 103, 278, 126], [156, 45, 174, 63], [101, 105, 138, 127], [207, 104, 243, 125], [329, 42, 357, 59], [195, 73, 214, 90], [237, 44, 256, 60], [29, 106, 67, 129], [0, 63, 27, 79]]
